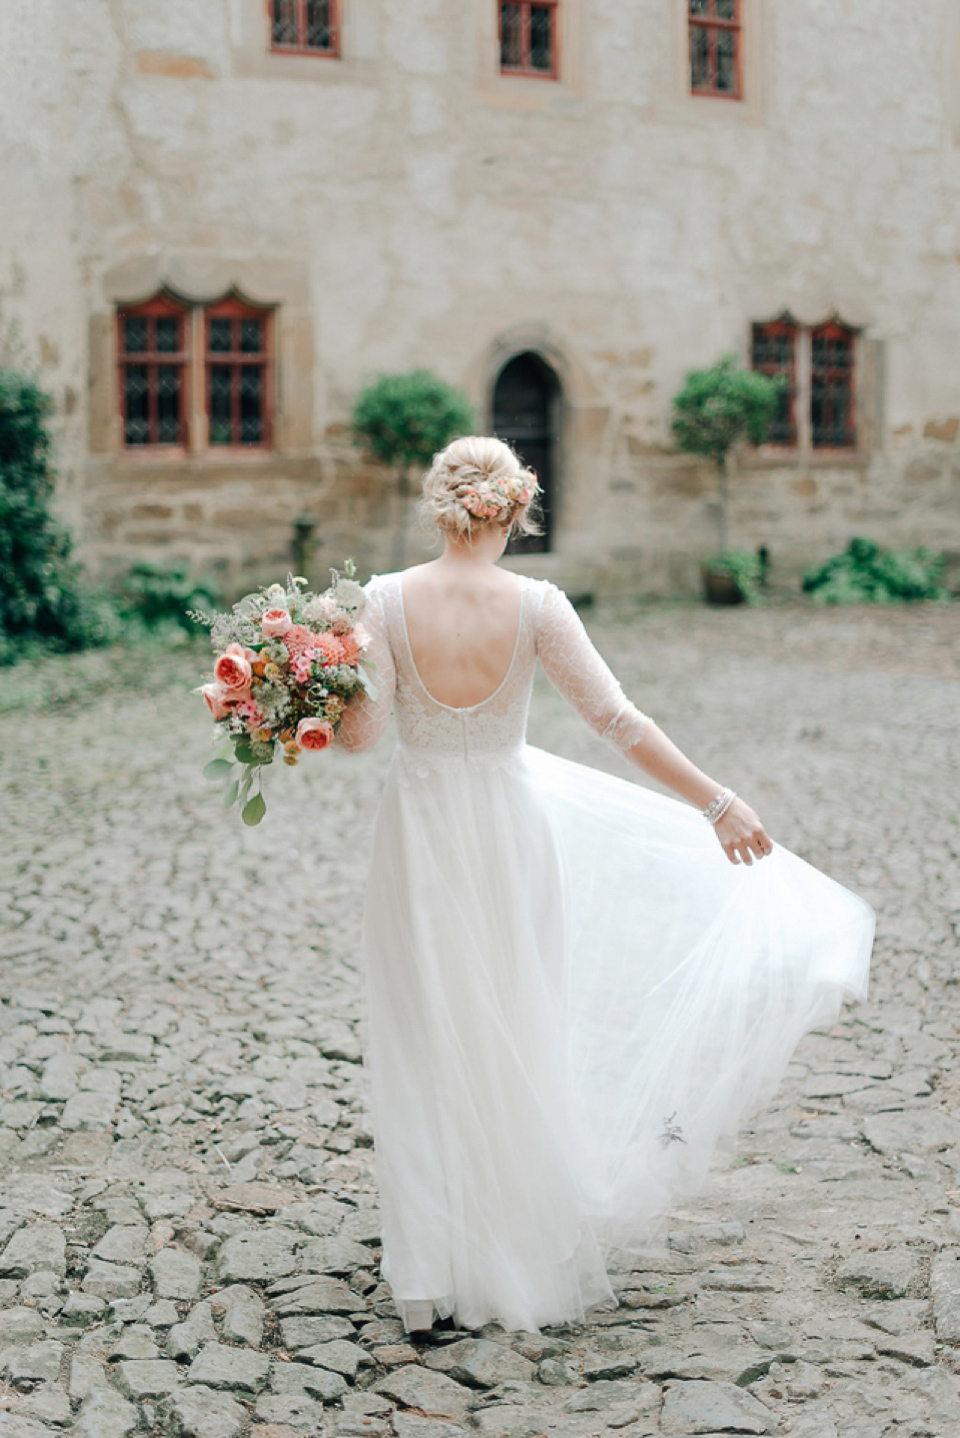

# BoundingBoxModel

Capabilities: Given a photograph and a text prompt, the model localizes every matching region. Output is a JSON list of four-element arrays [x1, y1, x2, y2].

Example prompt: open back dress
[[336, 571, 874, 1334]]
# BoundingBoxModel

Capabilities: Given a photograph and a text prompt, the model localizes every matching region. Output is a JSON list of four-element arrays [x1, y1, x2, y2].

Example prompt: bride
[[336, 435, 874, 1336]]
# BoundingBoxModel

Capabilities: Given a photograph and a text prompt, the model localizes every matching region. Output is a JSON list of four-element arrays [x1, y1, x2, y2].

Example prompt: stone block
[[0, 1223, 66, 1278], [834, 1248, 919, 1299], [187, 1341, 271, 1394], [113, 1358, 181, 1400], [271, 1277, 364, 1315], [168, 1301, 217, 1361], [61, 1090, 118, 1130], [216, 1230, 300, 1283], [931, 1249, 960, 1342], [660, 1379, 772, 1435], [374, 1366, 473, 1420], [150, 1247, 202, 1300], [423, 1337, 535, 1389], [161, 1384, 246, 1438], [81, 1260, 144, 1300], [92, 1224, 150, 1266]]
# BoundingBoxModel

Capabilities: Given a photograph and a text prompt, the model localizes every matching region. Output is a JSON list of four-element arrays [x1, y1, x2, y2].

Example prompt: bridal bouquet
[[193, 562, 374, 825]]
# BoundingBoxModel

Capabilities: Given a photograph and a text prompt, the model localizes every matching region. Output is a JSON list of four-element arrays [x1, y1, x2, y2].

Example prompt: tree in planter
[[352, 370, 473, 569], [0, 367, 99, 658], [670, 356, 781, 581]]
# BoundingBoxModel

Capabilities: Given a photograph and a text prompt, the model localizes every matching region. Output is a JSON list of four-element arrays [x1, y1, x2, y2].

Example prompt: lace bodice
[[336, 572, 649, 760]]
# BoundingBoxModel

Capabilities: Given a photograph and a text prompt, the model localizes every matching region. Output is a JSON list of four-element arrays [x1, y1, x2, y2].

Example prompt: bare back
[[400, 561, 523, 709]]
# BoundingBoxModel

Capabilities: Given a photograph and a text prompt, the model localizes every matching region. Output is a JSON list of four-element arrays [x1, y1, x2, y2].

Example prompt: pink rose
[[296, 717, 334, 751], [214, 642, 254, 692], [201, 682, 232, 720], [261, 607, 292, 638]]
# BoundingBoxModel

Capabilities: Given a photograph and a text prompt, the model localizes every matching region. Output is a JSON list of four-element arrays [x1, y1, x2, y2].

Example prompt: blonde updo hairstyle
[[419, 435, 542, 542]]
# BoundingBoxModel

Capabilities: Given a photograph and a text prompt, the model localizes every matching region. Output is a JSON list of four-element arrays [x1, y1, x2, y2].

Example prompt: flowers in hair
[[458, 474, 538, 522]]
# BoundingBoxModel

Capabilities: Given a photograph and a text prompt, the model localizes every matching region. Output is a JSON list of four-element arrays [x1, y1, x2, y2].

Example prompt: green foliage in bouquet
[[802, 537, 949, 605], [196, 563, 375, 826]]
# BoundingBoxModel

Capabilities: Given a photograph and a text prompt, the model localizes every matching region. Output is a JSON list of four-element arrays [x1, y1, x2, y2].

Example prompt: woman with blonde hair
[[337, 434, 873, 1335]]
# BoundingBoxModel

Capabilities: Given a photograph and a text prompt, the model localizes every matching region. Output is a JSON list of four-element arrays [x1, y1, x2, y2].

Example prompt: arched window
[[751, 316, 798, 447], [811, 322, 856, 449], [492, 352, 561, 554], [117, 294, 189, 448], [204, 297, 273, 449]]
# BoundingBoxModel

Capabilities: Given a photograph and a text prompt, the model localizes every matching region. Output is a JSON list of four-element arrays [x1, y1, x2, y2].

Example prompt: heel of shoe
[[403, 1299, 435, 1332]]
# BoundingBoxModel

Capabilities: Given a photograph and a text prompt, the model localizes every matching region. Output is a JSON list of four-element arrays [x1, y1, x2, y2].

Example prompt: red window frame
[[117, 294, 189, 449], [811, 322, 856, 450], [689, 0, 742, 100], [751, 319, 798, 448], [269, 0, 339, 58], [204, 298, 273, 451], [499, 0, 559, 79]]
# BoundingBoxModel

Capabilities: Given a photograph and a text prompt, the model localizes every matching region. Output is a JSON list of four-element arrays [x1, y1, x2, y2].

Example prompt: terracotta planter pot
[[702, 565, 744, 606]]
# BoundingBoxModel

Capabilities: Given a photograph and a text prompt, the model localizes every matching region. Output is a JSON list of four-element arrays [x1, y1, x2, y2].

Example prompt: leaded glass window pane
[[155, 317, 179, 353], [210, 367, 233, 445], [717, 0, 736, 19], [273, 0, 297, 46], [690, 27, 710, 90], [716, 30, 736, 92], [500, 4, 523, 68], [530, 7, 552, 70], [124, 365, 149, 444], [240, 369, 263, 443], [210, 318, 232, 353], [241, 318, 263, 354], [689, 0, 709, 15], [156, 366, 181, 443], [306, 0, 333, 49], [123, 317, 147, 354]]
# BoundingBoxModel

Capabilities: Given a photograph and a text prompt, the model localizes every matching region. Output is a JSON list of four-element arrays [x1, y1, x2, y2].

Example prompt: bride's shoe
[[404, 1300, 435, 1332]]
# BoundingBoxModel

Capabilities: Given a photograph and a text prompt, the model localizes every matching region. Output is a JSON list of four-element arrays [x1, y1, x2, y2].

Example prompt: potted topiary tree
[[352, 370, 474, 569], [670, 355, 781, 604]]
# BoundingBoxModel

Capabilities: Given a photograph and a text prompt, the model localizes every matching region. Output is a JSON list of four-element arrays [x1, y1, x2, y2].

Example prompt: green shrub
[[703, 549, 766, 605], [670, 356, 782, 555], [803, 537, 949, 604], [122, 561, 219, 634], [352, 369, 474, 473], [0, 367, 86, 649]]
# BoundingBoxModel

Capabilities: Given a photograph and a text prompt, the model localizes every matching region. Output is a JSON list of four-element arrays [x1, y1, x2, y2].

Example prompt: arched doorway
[[492, 351, 561, 553]]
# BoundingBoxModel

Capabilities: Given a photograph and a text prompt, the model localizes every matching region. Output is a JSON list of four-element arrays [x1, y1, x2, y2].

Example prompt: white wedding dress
[[336, 572, 874, 1334]]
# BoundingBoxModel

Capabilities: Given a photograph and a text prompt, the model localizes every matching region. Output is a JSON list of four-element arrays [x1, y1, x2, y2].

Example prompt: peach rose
[[201, 682, 232, 720], [339, 633, 360, 665], [261, 607, 293, 638], [296, 717, 334, 751], [214, 643, 255, 692]]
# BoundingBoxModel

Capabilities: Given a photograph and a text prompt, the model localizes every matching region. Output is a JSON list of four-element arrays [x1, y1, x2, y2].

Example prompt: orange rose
[[296, 717, 334, 751]]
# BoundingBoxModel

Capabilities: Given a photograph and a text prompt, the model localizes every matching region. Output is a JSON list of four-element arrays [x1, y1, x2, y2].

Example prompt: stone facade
[[1, 0, 959, 596]]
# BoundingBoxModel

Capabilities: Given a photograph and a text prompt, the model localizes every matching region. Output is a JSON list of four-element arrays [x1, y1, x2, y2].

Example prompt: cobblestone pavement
[[1, 601, 959, 1438]]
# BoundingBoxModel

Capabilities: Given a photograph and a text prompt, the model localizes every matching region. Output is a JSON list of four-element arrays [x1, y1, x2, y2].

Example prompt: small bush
[[122, 561, 219, 634], [352, 370, 474, 472], [803, 537, 949, 604], [703, 549, 766, 605]]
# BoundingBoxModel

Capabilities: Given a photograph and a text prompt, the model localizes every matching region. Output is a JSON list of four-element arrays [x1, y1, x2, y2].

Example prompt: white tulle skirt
[[361, 744, 873, 1334]]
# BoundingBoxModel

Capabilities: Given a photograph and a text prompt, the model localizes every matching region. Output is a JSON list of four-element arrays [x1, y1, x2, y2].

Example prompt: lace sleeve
[[535, 582, 649, 754], [334, 580, 396, 754]]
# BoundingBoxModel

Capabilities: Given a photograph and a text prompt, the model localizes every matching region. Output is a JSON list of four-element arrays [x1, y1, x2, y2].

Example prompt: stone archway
[[492, 351, 562, 554]]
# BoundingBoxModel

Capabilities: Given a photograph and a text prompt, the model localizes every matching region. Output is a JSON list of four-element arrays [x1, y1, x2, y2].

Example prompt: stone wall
[[1, 0, 958, 596]]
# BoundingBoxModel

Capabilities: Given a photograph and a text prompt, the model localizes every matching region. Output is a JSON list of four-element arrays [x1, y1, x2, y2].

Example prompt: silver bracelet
[[703, 788, 736, 825]]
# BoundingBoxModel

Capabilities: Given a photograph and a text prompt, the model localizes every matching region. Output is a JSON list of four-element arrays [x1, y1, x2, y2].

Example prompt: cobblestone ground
[[1, 602, 959, 1438]]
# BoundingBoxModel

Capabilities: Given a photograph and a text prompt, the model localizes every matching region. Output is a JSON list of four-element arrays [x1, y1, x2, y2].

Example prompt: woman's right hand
[[713, 797, 772, 866]]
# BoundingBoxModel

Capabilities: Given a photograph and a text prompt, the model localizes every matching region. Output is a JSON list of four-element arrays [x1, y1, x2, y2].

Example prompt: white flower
[[302, 596, 332, 625], [332, 578, 366, 614]]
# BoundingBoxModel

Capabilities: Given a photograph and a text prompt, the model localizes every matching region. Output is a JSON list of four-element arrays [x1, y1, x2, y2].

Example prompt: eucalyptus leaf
[[223, 778, 240, 809], [239, 767, 255, 802], [203, 758, 234, 781], [241, 793, 267, 826], [234, 741, 255, 764]]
